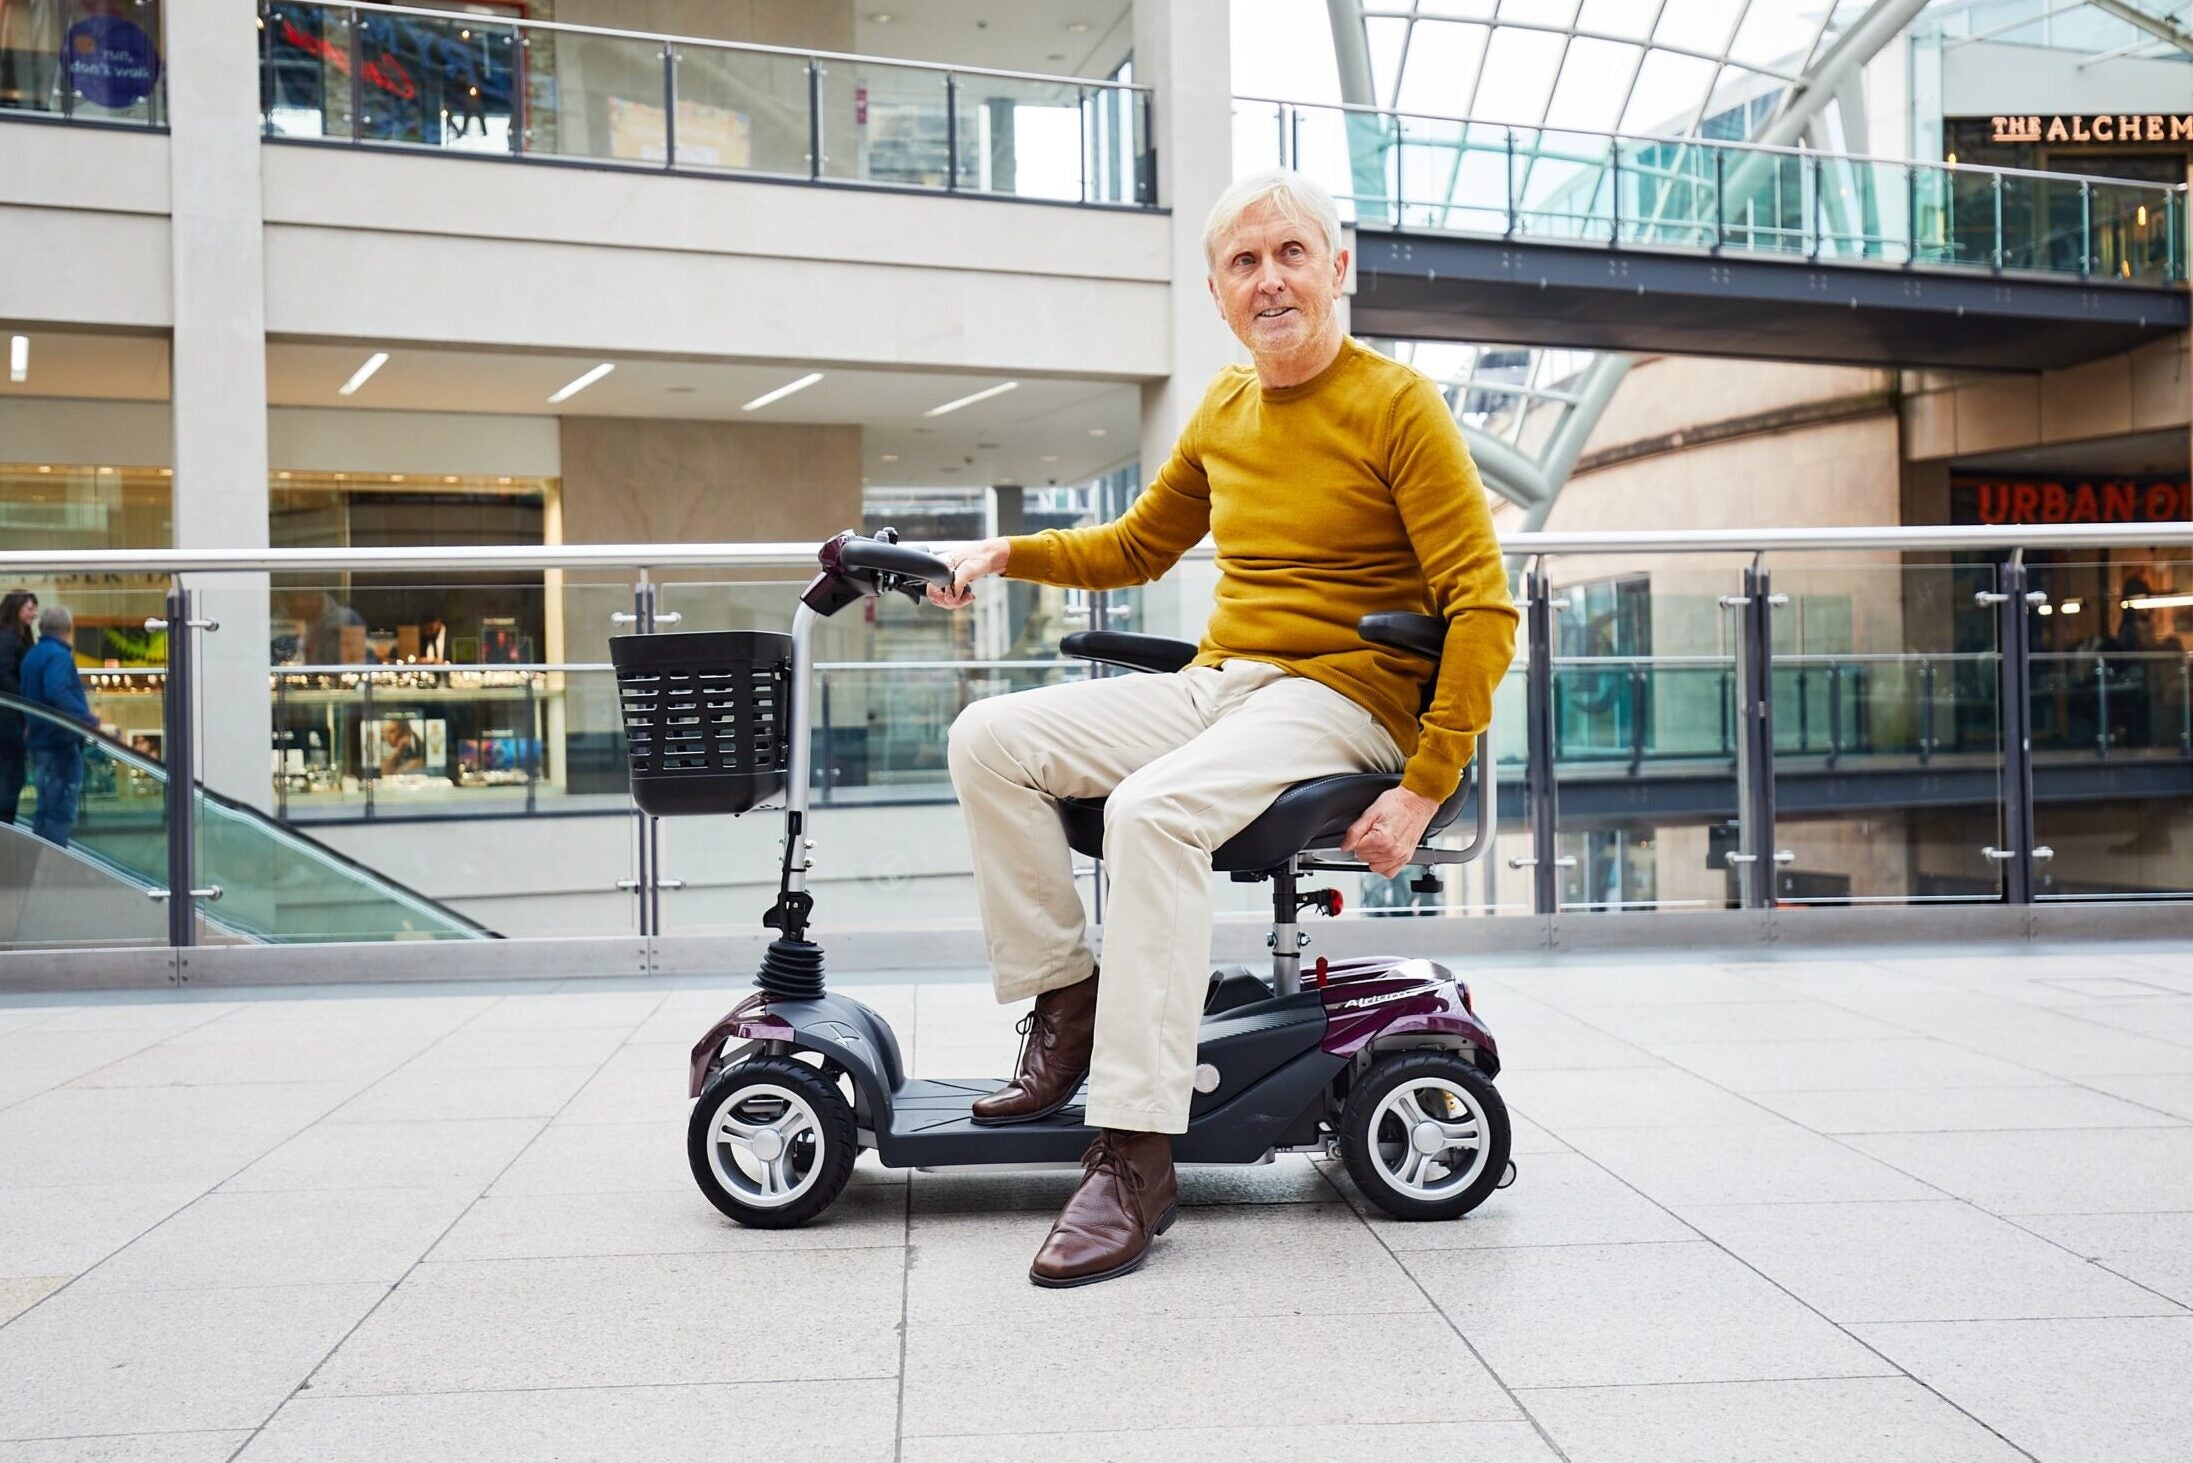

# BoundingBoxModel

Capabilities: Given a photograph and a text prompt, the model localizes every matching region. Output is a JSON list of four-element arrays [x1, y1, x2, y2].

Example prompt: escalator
[[2, 694, 491, 945]]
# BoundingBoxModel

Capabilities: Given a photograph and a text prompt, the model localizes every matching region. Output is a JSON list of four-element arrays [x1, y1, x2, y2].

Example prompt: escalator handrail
[[0, 691, 497, 939]]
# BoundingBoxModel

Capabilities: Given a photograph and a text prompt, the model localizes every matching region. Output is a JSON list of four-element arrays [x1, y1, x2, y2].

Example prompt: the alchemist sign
[[1989, 113, 2193, 146]]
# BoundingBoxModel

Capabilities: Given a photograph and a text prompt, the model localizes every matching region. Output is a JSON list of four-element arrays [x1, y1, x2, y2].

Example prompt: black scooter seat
[[1058, 772, 1468, 872]]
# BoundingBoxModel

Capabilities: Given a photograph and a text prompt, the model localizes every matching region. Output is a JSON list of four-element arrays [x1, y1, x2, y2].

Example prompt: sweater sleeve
[[1003, 393, 1213, 591], [1385, 375, 1520, 802]]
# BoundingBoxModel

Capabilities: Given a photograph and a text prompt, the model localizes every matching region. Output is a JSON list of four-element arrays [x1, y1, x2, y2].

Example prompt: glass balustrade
[[1247, 99, 2189, 286], [255, 2, 1154, 206], [2, 694, 481, 946]]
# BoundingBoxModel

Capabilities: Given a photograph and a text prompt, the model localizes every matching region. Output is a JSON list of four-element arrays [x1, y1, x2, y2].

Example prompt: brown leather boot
[[1030, 1128, 1178, 1288], [970, 971, 1098, 1126]]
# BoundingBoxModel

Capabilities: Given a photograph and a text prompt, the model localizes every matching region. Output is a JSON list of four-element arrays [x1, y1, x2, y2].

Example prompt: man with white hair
[[932, 167, 1516, 1286], [20, 603, 98, 847]]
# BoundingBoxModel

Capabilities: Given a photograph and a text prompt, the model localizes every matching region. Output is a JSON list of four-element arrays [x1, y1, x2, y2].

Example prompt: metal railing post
[[1505, 129, 1517, 238], [1713, 146, 1725, 252], [1991, 170, 2004, 272], [1905, 163, 1918, 265], [1808, 151, 1822, 259], [1520, 564, 1560, 916], [662, 43, 677, 170], [347, 9, 364, 143], [2095, 654, 2111, 760], [1826, 661, 1841, 767], [806, 59, 822, 181], [1275, 102, 1287, 168], [1607, 139, 1621, 245], [1076, 85, 1087, 203], [158, 585, 197, 949], [1724, 566, 1780, 909], [2080, 178, 2091, 277], [1920, 657, 1937, 766], [1987, 560, 2040, 903], [945, 73, 958, 191], [1290, 105, 1302, 175]]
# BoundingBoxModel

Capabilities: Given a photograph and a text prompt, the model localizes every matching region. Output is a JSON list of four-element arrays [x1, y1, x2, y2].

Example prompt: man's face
[[1207, 200, 1348, 362]]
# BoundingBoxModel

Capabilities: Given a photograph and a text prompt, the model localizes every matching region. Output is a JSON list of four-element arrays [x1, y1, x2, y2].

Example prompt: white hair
[[1202, 167, 1344, 270], [36, 604, 71, 638]]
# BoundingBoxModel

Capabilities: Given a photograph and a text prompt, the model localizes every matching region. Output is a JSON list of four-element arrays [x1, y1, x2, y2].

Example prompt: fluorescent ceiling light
[[741, 372, 824, 412], [925, 381, 1017, 418], [547, 362, 615, 404], [8, 335, 26, 383], [2123, 592, 2193, 611], [338, 351, 389, 396]]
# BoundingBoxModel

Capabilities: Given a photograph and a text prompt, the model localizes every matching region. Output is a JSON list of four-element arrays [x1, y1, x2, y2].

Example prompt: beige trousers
[[946, 661, 1403, 1133]]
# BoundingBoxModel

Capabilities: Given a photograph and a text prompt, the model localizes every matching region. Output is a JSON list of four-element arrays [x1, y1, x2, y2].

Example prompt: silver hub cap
[[1369, 1077, 1491, 1200], [705, 1081, 824, 1209]]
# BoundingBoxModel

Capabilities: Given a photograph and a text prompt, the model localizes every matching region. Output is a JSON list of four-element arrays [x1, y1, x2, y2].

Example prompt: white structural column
[[166, 0, 273, 807], [1130, 0, 1238, 642]]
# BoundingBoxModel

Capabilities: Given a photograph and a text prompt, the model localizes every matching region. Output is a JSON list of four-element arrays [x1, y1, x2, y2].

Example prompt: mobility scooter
[[610, 531, 1512, 1228]]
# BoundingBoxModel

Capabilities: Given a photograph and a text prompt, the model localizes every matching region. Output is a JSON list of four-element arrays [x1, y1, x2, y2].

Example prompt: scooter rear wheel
[[1339, 1051, 1510, 1221], [689, 1055, 857, 1228]]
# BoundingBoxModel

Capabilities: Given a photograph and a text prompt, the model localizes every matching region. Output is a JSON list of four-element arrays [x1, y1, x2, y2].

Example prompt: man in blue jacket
[[21, 604, 98, 846]]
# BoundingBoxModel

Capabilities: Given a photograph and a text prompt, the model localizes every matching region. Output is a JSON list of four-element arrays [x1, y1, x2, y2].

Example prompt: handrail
[[7, 522, 2192, 575], [305, 0, 1152, 93], [1238, 95, 2193, 194]]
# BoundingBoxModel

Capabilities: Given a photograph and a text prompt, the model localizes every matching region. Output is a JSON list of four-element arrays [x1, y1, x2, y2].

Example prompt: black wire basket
[[609, 631, 791, 816]]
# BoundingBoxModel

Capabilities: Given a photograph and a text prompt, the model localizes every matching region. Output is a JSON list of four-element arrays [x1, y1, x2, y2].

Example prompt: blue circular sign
[[65, 16, 161, 110]]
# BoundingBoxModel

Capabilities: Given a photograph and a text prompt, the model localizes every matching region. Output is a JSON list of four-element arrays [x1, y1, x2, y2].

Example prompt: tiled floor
[[3, 942, 2192, 1461]]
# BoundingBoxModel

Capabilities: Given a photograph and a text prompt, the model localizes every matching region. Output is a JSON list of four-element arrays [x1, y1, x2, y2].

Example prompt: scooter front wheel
[[688, 1055, 857, 1228], [1338, 1051, 1511, 1221]]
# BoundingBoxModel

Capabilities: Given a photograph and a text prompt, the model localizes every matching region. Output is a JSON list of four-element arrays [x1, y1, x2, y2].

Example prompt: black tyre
[[688, 1055, 857, 1228], [1338, 1050, 1510, 1221]]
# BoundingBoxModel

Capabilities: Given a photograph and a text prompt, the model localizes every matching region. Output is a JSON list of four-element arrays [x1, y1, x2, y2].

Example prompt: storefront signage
[[64, 16, 160, 109], [265, 4, 517, 141], [1952, 474, 2193, 526], [1989, 114, 2193, 146]]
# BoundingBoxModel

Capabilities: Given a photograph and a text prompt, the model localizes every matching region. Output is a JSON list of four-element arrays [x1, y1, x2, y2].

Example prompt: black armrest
[[1359, 612, 1446, 664], [1059, 631, 1198, 675]]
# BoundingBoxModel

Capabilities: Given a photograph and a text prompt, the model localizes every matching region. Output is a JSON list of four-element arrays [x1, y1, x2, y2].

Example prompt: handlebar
[[826, 532, 956, 589]]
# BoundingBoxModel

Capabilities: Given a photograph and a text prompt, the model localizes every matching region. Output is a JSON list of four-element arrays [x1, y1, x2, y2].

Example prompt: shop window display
[[0, 0, 163, 124]]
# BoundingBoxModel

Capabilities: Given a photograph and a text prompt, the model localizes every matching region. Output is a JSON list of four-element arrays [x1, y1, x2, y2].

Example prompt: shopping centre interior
[[4, 2, 2193, 1459]]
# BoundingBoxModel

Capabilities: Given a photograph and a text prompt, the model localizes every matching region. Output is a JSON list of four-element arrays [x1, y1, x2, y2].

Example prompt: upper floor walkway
[[7, 6, 2187, 373], [1240, 99, 2192, 370]]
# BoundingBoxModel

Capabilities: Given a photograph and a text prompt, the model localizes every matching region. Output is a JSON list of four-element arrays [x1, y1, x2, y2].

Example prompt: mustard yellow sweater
[[1005, 337, 1517, 802]]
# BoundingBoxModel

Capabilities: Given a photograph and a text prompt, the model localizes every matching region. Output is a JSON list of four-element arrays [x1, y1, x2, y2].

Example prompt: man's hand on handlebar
[[927, 538, 1012, 609], [1342, 785, 1440, 879]]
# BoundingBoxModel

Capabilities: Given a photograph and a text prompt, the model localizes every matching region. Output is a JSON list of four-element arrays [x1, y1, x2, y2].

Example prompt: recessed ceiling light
[[443, 475, 458, 484], [8, 334, 26, 383], [338, 351, 389, 397], [1066, 20, 1090, 31], [667, 385, 697, 394], [880, 453, 900, 462], [1047, 52, 1067, 61], [1087, 427, 1107, 436], [924, 381, 1018, 417], [547, 362, 615, 404], [159, 468, 172, 477], [277, 471, 291, 479], [1040, 454, 1059, 462], [35, 465, 51, 474], [741, 371, 824, 412], [868, 10, 892, 21], [391, 474, 406, 482], [498, 475, 512, 484]]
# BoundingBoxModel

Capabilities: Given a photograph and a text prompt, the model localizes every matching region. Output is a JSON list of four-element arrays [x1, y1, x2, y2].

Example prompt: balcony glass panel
[[820, 57, 949, 188], [670, 43, 811, 175], [2032, 556, 2193, 901], [1769, 561, 2005, 907], [952, 74, 1087, 202], [1548, 562, 1744, 913]]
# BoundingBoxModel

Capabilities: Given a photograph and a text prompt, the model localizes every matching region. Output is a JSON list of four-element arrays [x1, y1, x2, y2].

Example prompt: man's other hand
[[927, 538, 1012, 609], [1341, 785, 1440, 878]]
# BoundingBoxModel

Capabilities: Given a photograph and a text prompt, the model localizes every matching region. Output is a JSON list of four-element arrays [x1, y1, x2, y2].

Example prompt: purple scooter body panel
[[1316, 956, 1499, 1070], [689, 992, 796, 1097]]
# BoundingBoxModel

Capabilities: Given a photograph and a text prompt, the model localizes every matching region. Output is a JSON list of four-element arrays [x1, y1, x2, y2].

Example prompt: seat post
[[1269, 861, 1301, 996]]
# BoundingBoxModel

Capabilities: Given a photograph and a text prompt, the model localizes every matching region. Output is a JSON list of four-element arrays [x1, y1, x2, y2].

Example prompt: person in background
[[20, 603, 97, 846], [0, 590, 37, 827]]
